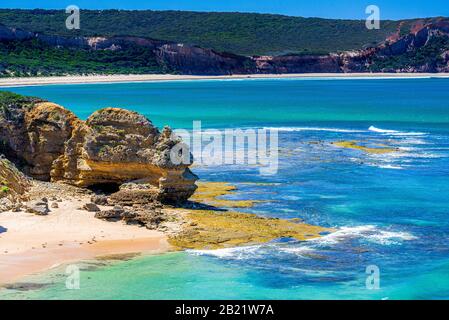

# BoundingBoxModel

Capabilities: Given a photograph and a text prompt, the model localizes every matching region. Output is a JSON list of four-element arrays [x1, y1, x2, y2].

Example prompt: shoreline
[[0, 196, 170, 286], [1, 73, 449, 87], [0, 237, 170, 287], [0, 181, 330, 286]]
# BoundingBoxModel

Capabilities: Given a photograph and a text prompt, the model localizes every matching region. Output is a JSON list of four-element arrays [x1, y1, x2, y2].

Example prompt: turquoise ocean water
[[1, 78, 449, 299]]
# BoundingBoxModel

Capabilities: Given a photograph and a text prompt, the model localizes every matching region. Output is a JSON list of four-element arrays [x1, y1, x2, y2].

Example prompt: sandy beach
[[1, 73, 449, 87], [0, 197, 170, 285]]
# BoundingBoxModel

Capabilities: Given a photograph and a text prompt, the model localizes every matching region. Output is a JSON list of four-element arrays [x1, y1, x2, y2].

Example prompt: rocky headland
[[0, 91, 198, 205], [0, 91, 328, 283]]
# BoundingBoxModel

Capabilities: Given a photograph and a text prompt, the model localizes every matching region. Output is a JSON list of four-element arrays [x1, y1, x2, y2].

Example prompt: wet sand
[[0, 199, 169, 285]]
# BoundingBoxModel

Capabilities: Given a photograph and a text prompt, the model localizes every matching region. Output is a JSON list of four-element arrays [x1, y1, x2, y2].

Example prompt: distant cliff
[[0, 18, 448, 76]]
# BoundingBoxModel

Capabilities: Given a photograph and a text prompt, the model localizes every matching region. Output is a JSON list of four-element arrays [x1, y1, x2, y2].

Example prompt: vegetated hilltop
[[0, 9, 448, 76], [0, 9, 409, 56]]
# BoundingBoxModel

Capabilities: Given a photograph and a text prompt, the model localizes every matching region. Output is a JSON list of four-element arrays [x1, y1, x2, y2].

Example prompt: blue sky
[[1, 0, 448, 20]]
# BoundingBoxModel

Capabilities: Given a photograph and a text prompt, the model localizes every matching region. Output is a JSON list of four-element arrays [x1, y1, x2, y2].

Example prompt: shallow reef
[[333, 141, 398, 154], [169, 181, 330, 249]]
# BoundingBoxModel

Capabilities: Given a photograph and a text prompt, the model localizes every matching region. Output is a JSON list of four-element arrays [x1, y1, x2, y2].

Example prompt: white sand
[[0, 73, 448, 87], [0, 198, 170, 285]]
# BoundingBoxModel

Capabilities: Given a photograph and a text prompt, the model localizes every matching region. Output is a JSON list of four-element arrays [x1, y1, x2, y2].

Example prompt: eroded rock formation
[[0, 156, 30, 211], [0, 92, 197, 203], [0, 93, 77, 180]]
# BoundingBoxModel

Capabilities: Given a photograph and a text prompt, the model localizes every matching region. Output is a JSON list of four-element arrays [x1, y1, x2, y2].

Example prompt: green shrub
[[0, 9, 404, 56]]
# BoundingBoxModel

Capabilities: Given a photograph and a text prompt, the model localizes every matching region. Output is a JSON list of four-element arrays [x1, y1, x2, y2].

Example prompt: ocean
[[1, 77, 449, 299]]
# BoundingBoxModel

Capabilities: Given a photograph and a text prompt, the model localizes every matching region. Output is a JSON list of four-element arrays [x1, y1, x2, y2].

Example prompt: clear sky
[[1, 0, 448, 20]]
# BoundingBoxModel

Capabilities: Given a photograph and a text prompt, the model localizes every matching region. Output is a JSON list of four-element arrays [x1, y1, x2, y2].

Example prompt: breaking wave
[[369, 126, 426, 136], [187, 226, 417, 260], [308, 225, 417, 246], [187, 245, 263, 260]]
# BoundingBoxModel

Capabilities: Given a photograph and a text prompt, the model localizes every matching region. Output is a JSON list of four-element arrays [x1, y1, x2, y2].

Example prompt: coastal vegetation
[[0, 91, 41, 111], [370, 35, 449, 72], [0, 10, 448, 76], [0, 39, 169, 77], [0, 9, 402, 55]]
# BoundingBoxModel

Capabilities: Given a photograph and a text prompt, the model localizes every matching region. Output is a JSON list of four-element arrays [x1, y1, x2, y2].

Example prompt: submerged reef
[[333, 141, 398, 154], [189, 182, 262, 208], [169, 182, 330, 249]]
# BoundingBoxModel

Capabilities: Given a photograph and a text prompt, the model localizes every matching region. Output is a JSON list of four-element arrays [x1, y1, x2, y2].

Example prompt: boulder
[[108, 182, 159, 206], [25, 200, 50, 215], [95, 206, 125, 220], [0, 198, 13, 212], [83, 203, 100, 212], [0, 155, 31, 212], [91, 195, 109, 206]]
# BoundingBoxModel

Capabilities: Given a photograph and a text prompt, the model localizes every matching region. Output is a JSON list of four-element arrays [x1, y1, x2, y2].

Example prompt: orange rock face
[[51, 108, 198, 203], [1, 93, 197, 203]]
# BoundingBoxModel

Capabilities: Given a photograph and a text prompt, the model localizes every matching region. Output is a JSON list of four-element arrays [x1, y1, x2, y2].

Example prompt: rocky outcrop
[[24, 199, 50, 215], [0, 156, 31, 211], [0, 92, 78, 180], [50, 108, 198, 203], [0, 92, 198, 203], [253, 54, 342, 73], [168, 182, 331, 249], [0, 24, 165, 51], [156, 44, 255, 75], [343, 20, 449, 73]]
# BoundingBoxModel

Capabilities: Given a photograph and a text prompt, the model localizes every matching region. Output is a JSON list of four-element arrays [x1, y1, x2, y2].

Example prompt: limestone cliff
[[0, 92, 76, 180], [0, 156, 30, 211], [0, 92, 197, 203]]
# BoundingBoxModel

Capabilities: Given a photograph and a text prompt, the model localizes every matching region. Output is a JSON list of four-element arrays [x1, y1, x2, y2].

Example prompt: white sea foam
[[396, 138, 428, 145], [188, 245, 263, 259], [368, 126, 399, 133], [376, 164, 404, 170], [281, 195, 302, 201], [373, 151, 441, 160], [263, 127, 365, 133], [368, 126, 426, 136], [187, 225, 416, 261], [367, 230, 418, 245], [278, 246, 316, 256], [390, 132, 426, 136], [308, 225, 417, 246]]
